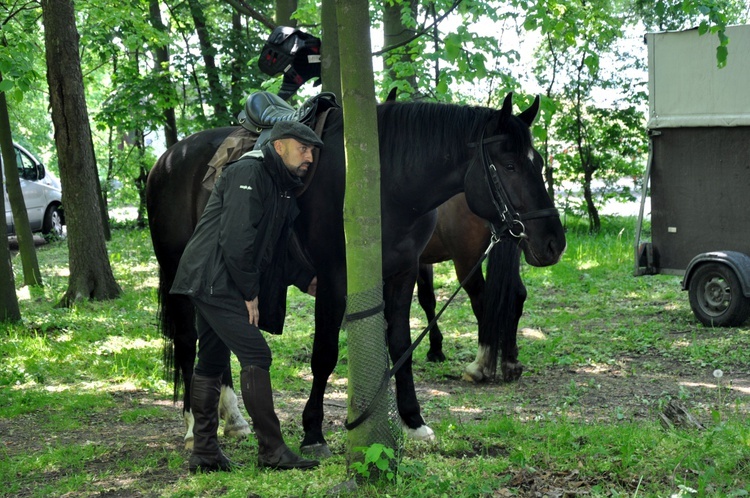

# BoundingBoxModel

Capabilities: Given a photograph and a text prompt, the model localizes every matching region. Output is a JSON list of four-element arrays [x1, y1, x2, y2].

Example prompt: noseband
[[471, 131, 559, 239]]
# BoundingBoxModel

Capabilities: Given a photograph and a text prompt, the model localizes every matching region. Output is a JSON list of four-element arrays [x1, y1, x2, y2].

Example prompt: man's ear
[[272, 139, 284, 155]]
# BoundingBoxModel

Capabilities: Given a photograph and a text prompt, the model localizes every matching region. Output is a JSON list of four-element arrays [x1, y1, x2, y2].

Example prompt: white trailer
[[635, 24, 750, 326]]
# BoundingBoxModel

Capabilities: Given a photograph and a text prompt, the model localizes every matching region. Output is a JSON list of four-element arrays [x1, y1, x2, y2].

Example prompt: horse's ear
[[385, 87, 398, 103], [518, 95, 540, 127], [500, 92, 513, 122]]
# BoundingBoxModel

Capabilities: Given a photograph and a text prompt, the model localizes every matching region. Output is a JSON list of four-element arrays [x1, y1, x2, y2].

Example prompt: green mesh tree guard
[[344, 285, 403, 474]]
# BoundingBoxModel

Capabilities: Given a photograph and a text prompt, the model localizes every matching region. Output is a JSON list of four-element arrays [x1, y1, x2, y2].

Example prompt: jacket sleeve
[[218, 162, 267, 301]]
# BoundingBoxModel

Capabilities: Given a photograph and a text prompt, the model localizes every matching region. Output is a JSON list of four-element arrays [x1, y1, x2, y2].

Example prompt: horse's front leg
[[416, 263, 445, 362], [300, 280, 345, 458], [500, 278, 526, 382], [384, 269, 436, 442], [218, 369, 251, 438]]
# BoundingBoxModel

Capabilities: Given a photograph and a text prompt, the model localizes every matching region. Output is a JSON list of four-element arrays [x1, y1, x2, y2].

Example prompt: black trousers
[[191, 298, 273, 377]]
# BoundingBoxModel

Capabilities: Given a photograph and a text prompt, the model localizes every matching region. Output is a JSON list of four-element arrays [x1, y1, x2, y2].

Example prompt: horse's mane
[[376, 101, 533, 168]]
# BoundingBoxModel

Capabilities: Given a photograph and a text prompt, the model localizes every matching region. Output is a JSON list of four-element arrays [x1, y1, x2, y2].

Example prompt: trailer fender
[[682, 251, 750, 297]]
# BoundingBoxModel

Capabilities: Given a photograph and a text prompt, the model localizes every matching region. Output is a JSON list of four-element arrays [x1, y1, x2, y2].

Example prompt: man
[[171, 121, 323, 473]]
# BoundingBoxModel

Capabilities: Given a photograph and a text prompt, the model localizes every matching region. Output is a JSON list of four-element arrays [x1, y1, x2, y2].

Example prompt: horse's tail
[[156, 263, 188, 403], [479, 238, 524, 379]]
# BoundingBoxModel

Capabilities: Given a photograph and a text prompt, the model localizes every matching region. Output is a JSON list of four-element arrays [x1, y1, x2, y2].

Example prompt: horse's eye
[[504, 163, 516, 172]]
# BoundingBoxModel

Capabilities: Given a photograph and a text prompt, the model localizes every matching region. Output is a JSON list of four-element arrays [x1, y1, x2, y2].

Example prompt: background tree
[[0, 181, 20, 322], [41, 0, 121, 305], [0, 77, 42, 287]]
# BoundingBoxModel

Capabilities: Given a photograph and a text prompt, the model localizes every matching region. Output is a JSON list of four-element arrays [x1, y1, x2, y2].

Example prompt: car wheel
[[688, 262, 750, 327], [42, 205, 64, 238]]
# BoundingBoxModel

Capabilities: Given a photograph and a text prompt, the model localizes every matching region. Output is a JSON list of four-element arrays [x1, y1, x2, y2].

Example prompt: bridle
[[472, 129, 560, 239]]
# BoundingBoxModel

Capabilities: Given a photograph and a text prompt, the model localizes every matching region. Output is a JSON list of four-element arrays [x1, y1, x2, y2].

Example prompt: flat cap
[[269, 121, 324, 148]]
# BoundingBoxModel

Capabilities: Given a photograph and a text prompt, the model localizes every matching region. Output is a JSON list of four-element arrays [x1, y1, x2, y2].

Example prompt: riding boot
[[189, 373, 236, 473], [240, 365, 319, 470]]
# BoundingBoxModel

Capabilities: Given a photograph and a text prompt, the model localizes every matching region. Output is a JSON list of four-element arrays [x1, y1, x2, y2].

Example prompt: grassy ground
[[1, 216, 748, 497]]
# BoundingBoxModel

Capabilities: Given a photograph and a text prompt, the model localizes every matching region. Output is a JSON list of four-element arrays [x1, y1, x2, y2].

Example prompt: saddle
[[237, 91, 338, 150], [202, 91, 339, 191]]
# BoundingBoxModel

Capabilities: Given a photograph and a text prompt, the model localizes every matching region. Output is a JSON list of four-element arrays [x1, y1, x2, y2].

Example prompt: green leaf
[[0, 79, 13, 92]]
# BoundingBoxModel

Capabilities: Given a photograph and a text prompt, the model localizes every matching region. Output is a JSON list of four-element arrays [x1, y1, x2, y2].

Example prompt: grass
[[1, 216, 749, 497]]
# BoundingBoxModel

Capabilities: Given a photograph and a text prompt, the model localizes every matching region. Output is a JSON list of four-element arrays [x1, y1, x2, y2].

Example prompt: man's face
[[275, 138, 315, 177]]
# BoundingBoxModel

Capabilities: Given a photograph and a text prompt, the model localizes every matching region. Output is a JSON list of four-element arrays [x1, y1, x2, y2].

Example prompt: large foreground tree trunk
[[42, 0, 121, 306], [336, 0, 400, 472]]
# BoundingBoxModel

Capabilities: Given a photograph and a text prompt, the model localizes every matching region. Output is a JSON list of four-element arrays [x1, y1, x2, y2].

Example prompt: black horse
[[146, 93, 566, 455]]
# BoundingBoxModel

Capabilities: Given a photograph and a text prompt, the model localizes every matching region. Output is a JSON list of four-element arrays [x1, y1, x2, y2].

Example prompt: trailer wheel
[[688, 263, 750, 327]]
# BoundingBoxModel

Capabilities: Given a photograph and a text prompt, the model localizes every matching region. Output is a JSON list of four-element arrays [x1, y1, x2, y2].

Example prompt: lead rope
[[344, 232, 501, 431]]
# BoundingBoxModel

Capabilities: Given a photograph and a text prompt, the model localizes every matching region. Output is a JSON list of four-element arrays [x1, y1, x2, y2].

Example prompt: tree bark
[[41, 0, 121, 306], [321, 0, 341, 101], [335, 0, 400, 472], [0, 145, 20, 323], [275, 0, 297, 26], [0, 71, 42, 287], [382, 0, 418, 95]]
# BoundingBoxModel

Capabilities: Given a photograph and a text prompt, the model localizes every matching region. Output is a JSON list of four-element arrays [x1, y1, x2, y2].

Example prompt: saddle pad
[[202, 127, 258, 191]]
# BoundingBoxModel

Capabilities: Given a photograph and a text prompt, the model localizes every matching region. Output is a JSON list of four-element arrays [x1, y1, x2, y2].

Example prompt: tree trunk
[[229, 10, 244, 120], [0, 72, 42, 287], [0, 148, 20, 323], [321, 0, 341, 101], [41, 0, 121, 306], [275, 0, 297, 26], [149, 0, 178, 148], [382, 0, 418, 95], [335, 0, 400, 474], [187, 0, 230, 124], [582, 168, 600, 233]]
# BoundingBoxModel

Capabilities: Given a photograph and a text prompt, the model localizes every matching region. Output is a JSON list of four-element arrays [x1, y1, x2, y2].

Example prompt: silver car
[[2, 143, 64, 237]]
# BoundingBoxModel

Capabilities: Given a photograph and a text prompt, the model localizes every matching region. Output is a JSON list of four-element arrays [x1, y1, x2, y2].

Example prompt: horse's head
[[464, 93, 566, 267]]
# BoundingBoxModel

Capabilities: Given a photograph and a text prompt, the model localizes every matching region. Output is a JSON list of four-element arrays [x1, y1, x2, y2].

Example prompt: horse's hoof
[[463, 362, 489, 383], [426, 351, 446, 363], [501, 361, 523, 382], [223, 422, 252, 439], [404, 424, 436, 442], [300, 443, 333, 459], [184, 436, 194, 451]]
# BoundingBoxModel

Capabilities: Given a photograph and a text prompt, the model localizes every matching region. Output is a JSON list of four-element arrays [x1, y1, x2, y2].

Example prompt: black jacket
[[170, 144, 313, 333]]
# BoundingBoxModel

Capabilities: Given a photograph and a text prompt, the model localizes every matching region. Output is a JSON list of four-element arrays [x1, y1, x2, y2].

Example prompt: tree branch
[[223, 0, 276, 31], [372, 0, 463, 57]]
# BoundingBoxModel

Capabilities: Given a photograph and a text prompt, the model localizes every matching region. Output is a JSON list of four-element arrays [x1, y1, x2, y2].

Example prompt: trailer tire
[[688, 262, 750, 327]]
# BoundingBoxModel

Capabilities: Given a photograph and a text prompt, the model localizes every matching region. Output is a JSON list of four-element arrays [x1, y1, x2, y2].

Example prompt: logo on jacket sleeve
[[239, 185, 253, 190]]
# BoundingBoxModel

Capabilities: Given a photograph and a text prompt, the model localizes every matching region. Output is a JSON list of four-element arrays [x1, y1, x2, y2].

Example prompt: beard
[[293, 163, 310, 177]]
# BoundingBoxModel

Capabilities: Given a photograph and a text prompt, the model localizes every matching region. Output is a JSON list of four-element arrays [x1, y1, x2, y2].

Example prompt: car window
[[15, 148, 38, 181]]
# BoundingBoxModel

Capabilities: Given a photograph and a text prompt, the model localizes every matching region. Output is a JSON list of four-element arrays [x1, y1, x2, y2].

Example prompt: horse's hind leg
[[171, 302, 198, 449], [416, 263, 445, 362]]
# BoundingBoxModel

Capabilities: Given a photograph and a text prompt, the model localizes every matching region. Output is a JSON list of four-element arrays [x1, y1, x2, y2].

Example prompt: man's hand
[[245, 298, 259, 326], [307, 276, 317, 297]]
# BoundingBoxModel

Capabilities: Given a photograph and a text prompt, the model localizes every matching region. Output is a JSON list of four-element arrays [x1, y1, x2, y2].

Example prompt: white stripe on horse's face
[[527, 148, 535, 162]]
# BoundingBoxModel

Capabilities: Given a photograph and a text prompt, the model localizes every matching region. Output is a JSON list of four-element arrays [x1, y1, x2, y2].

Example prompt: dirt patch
[[2, 352, 748, 497]]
